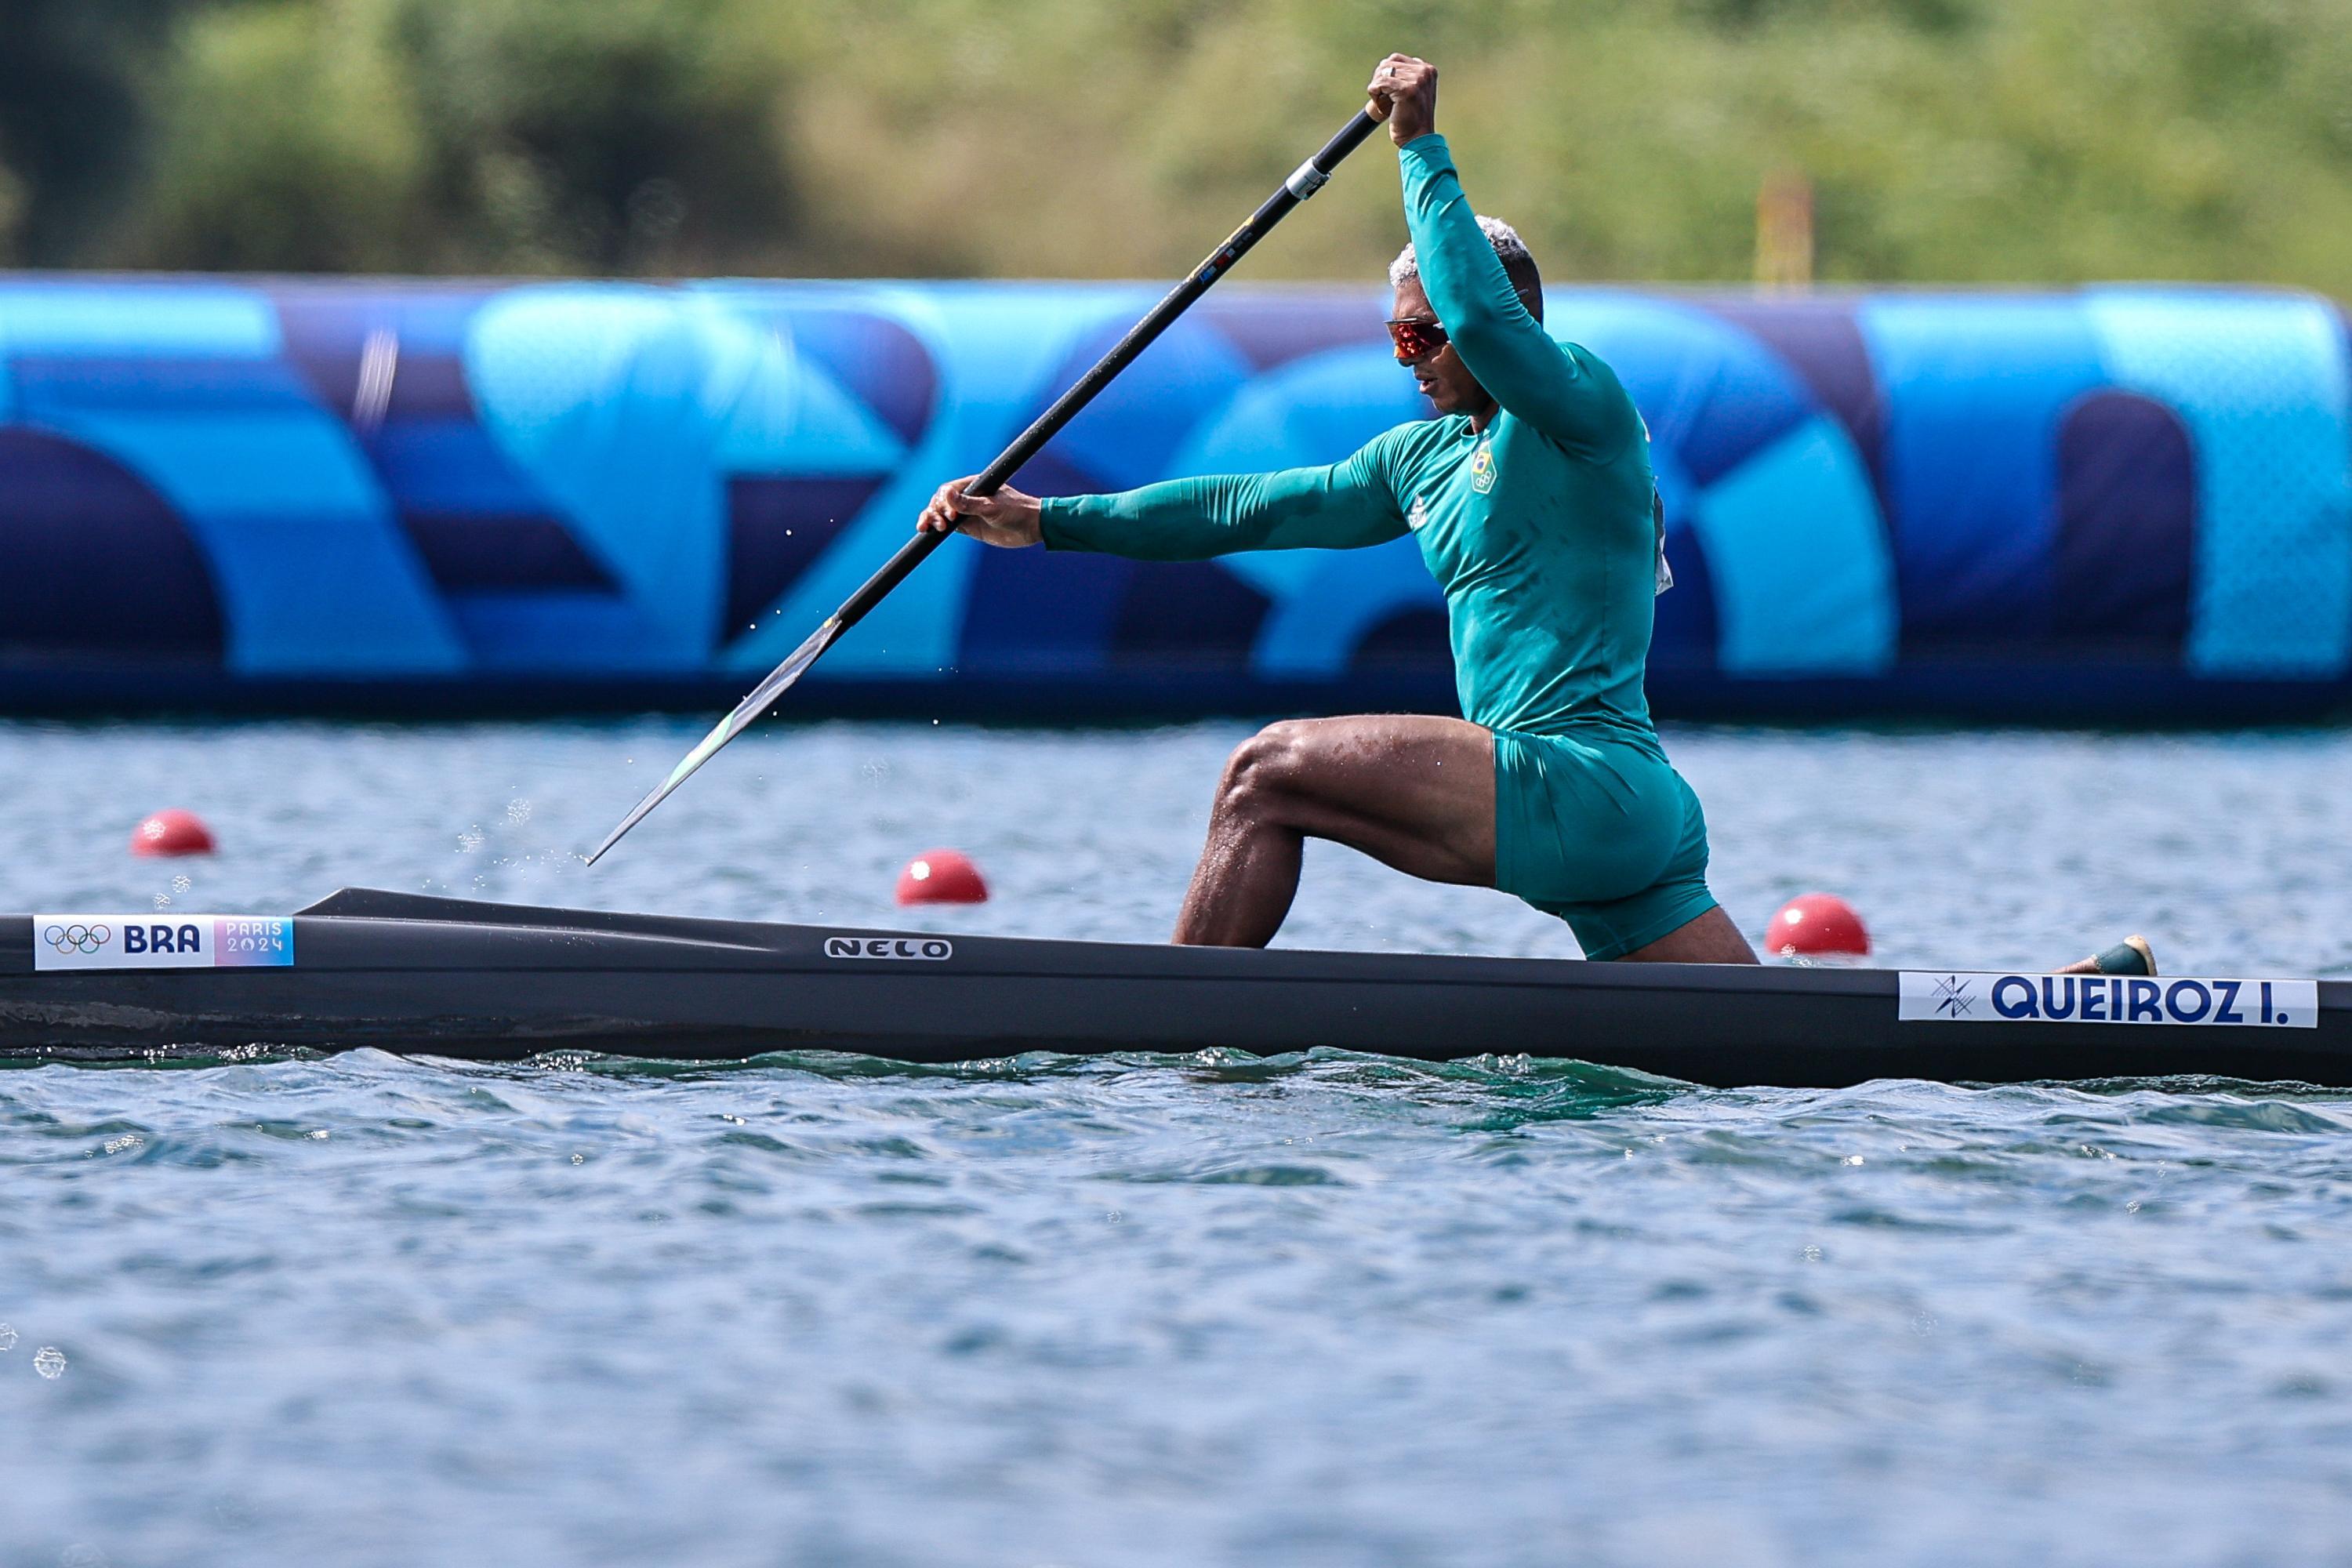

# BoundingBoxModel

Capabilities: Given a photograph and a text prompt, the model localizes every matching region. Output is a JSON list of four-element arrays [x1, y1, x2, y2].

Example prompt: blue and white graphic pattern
[[1, 277, 2347, 720]]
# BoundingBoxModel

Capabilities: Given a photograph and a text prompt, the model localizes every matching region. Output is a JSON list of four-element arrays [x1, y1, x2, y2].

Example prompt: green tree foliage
[[5, 0, 2351, 291], [390, 0, 797, 273], [0, 0, 187, 263], [132, 0, 428, 271], [0, 154, 24, 260], [114, 0, 797, 273]]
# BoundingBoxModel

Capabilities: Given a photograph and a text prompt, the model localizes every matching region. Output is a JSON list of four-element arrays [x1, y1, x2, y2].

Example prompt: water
[[4, 720, 2352, 1566]]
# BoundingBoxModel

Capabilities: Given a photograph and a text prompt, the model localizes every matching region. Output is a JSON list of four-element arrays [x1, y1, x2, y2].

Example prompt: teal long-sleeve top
[[1040, 133, 1662, 746]]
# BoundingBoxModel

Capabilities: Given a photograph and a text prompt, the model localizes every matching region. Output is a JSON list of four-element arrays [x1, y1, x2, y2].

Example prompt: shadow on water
[[520, 1042, 1697, 1121], [13, 1044, 2352, 1155]]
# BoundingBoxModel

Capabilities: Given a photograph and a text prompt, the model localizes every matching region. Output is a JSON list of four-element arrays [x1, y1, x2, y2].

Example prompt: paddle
[[586, 106, 1385, 865]]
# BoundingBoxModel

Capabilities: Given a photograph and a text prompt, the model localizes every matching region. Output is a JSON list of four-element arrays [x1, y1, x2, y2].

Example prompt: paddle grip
[[833, 107, 1385, 636]]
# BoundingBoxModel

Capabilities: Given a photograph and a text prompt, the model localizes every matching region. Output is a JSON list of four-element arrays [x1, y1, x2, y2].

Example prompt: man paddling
[[922, 55, 2154, 975], [917, 57, 1746, 960], [922, 53, 1747, 960]]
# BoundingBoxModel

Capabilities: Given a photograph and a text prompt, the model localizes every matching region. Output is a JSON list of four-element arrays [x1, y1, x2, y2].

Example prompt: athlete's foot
[[2056, 935, 2157, 977]]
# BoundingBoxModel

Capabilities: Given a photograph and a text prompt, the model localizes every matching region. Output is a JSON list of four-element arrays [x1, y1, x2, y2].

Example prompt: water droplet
[[34, 1346, 67, 1378], [571, 1152, 585, 1165], [154, 893, 172, 909], [1801, 1245, 1824, 1262], [1843, 1155, 1865, 1166], [457, 826, 486, 855], [506, 800, 532, 825], [306, 1129, 328, 1141], [0, 1323, 16, 1351], [172, 875, 191, 894], [103, 1134, 142, 1155]]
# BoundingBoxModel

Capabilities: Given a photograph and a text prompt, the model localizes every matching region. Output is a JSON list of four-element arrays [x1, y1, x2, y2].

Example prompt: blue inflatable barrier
[[2, 275, 2347, 720]]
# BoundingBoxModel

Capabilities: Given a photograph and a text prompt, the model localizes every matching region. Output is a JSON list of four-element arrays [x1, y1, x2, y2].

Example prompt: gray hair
[[1388, 214, 1535, 289]]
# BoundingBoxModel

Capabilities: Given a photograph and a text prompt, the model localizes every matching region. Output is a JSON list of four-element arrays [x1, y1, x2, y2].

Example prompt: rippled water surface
[[4, 720, 2352, 1566]]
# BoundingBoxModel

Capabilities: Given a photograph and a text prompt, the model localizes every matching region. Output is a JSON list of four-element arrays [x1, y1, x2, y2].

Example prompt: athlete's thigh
[[1249, 713, 1495, 884]]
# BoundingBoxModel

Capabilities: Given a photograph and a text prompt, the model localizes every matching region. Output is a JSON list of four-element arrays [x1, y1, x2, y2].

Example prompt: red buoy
[[1766, 892, 1869, 956], [132, 808, 216, 858], [895, 848, 988, 906]]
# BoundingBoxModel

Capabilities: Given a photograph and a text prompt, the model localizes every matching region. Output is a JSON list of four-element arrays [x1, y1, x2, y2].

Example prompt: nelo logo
[[824, 937, 953, 961]]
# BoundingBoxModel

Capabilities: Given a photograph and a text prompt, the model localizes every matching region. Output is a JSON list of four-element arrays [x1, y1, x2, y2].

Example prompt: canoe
[[5, 888, 2343, 1086]]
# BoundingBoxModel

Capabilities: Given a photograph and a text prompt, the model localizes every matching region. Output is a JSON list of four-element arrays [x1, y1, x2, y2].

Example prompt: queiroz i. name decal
[[1899, 971, 2317, 1029], [34, 916, 295, 972]]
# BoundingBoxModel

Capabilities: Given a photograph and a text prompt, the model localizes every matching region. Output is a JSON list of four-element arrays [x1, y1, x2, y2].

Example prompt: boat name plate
[[34, 915, 296, 972], [1900, 971, 2318, 1029]]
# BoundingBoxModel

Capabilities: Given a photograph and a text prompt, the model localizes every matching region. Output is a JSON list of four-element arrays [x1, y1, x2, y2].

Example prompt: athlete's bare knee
[[1216, 721, 1315, 822]]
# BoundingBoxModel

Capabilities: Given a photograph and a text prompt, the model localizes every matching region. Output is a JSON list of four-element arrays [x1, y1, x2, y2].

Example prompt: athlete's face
[[1389, 278, 1491, 419]]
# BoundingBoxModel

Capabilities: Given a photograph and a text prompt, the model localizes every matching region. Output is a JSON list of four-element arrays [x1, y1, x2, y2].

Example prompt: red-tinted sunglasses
[[1385, 316, 1450, 362]]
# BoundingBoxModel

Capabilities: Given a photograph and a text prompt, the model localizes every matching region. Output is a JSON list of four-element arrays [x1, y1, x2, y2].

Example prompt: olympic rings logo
[[42, 923, 112, 955]]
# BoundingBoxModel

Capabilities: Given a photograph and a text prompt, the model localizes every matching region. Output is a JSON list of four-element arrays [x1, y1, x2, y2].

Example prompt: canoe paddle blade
[[583, 615, 841, 865]]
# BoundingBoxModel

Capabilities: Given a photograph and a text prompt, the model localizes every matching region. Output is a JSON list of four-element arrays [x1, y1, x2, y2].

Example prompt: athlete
[[920, 55, 2151, 975], [919, 53, 1751, 960]]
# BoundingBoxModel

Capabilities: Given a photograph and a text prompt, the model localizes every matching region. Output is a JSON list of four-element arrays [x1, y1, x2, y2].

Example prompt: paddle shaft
[[826, 107, 1383, 635], [585, 107, 1381, 864]]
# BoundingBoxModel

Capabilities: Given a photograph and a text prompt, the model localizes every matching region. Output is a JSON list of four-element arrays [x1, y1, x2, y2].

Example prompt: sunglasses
[[1385, 316, 1450, 362]]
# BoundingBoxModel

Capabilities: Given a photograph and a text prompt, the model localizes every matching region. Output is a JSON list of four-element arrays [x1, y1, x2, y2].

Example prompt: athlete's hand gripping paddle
[[586, 106, 1383, 865]]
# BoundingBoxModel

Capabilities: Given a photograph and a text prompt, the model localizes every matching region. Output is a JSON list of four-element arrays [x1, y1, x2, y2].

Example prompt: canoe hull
[[4, 890, 2345, 1086]]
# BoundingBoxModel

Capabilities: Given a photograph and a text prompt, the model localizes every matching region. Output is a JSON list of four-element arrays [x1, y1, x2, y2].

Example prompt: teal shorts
[[1491, 729, 1718, 960]]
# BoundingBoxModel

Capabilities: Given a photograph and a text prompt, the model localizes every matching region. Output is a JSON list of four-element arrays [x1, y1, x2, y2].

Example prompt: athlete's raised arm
[[1367, 55, 1639, 457]]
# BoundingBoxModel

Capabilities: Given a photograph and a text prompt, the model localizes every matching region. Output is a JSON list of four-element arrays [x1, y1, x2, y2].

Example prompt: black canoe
[[2, 887, 2347, 1087]]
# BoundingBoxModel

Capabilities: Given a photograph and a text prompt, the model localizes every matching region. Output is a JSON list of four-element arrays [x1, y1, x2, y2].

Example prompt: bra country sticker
[[34, 916, 294, 972], [1899, 971, 2317, 1029]]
